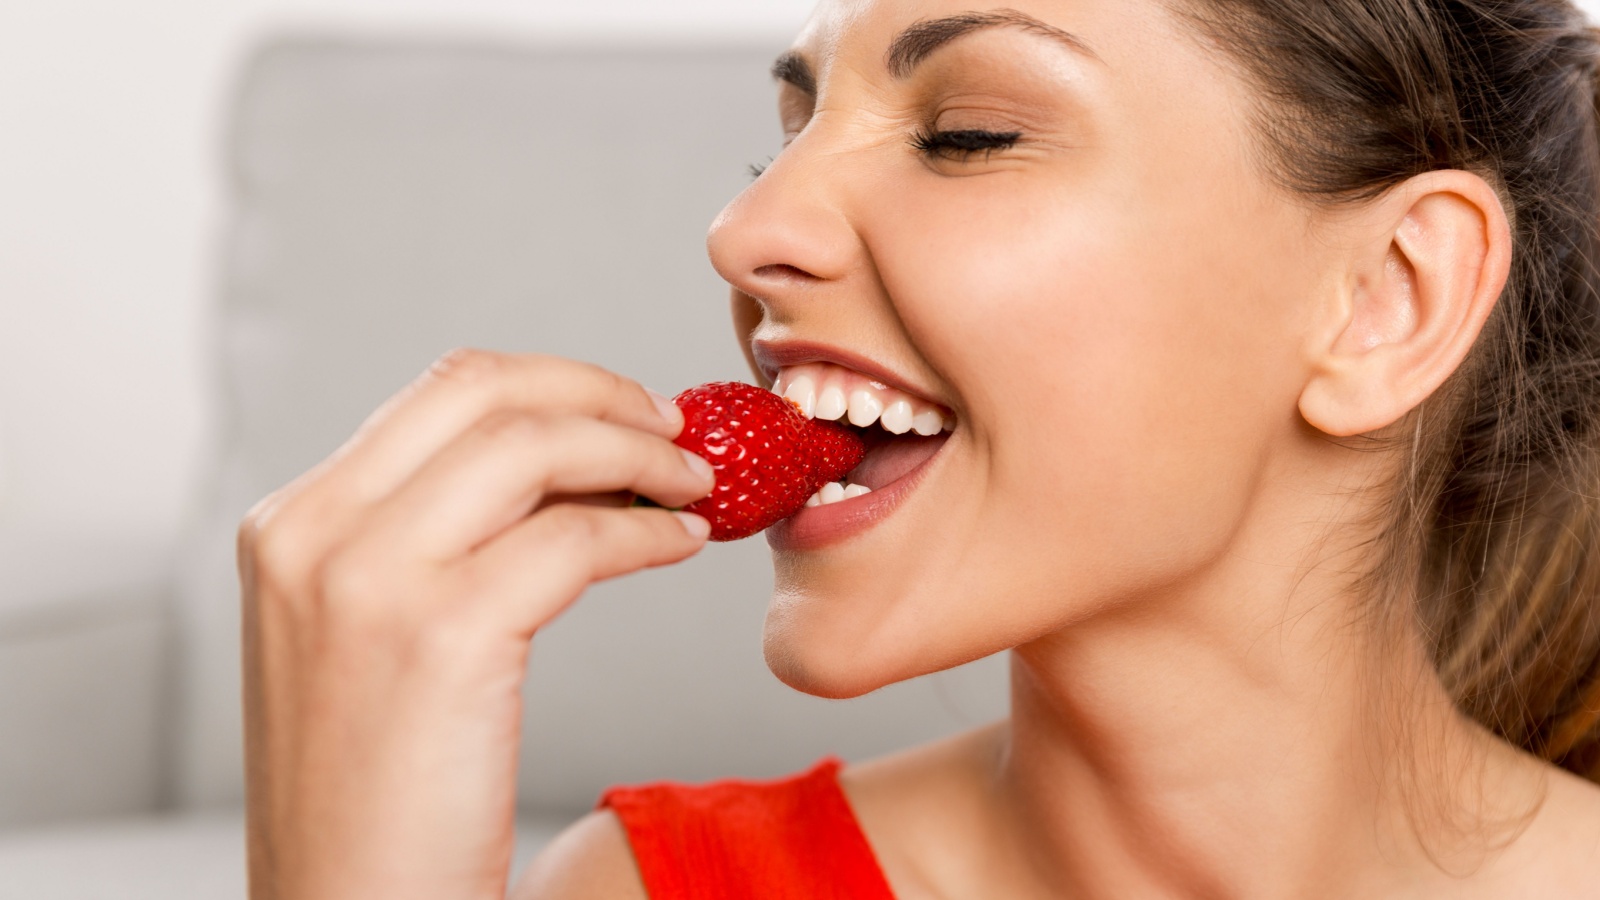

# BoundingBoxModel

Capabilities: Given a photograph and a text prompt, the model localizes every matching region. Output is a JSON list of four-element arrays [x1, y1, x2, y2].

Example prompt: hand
[[238, 350, 714, 900]]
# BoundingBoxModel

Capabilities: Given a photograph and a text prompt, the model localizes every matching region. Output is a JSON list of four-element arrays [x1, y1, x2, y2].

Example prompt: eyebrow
[[770, 51, 817, 95], [887, 9, 1100, 77], [771, 9, 1099, 96]]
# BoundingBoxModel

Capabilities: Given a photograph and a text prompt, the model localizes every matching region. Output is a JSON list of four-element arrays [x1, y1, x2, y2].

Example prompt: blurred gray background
[[0, 2, 1013, 896], [19, 1, 1600, 896]]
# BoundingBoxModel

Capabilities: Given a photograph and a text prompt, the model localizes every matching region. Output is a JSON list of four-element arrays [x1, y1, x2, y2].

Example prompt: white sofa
[[0, 36, 1007, 896]]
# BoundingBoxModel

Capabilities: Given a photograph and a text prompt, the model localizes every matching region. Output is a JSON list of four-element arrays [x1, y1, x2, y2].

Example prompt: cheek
[[759, 131, 1322, 695], [873, 170, 1313, 601]]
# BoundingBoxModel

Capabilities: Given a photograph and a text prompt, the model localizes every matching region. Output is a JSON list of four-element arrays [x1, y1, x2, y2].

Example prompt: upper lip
[[751, 340, 950, 411]]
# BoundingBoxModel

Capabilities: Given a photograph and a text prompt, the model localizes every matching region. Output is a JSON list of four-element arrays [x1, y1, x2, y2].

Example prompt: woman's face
[[707, 0, 1334, 697]]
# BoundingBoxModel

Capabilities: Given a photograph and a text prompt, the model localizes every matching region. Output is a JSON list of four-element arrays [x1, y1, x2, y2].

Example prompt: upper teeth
[[773, 364, 954, 435]]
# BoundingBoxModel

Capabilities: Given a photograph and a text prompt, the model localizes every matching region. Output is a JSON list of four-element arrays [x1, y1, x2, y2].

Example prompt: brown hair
[[1180, 0, 1600, 779]]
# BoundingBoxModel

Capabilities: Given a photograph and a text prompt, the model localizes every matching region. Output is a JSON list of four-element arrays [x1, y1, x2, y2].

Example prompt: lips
[[756, 347, 956, 547], [766, 427, 949, 551]]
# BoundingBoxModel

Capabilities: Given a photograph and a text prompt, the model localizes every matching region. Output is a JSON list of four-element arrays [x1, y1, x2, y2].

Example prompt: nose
[[706, 139, 863, 308]]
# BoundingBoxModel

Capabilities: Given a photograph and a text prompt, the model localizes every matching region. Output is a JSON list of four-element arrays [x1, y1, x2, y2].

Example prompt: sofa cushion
[[0, 810, 572, 899], [0, 531, 170, 827]]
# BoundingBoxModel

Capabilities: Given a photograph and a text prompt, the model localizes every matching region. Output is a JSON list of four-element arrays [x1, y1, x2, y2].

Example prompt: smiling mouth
[[773, 363, 955, 508]]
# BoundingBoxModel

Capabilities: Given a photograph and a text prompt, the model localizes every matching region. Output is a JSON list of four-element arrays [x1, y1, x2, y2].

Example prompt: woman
[[240, 0, 1600, 896]]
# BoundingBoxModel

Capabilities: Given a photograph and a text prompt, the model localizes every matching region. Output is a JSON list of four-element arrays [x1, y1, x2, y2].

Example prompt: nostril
[[753, 263, 819, 283]]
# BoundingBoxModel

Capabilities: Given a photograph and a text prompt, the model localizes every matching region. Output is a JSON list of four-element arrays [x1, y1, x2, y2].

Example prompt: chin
[[758, 571, 1012, 699], [762, 617, 891, 700], [763, 641, 885, 700], [759, 584, 930, 700]]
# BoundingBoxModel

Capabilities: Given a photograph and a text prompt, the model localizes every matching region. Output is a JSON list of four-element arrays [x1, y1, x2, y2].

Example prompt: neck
[[993, 525, 1538, 898]]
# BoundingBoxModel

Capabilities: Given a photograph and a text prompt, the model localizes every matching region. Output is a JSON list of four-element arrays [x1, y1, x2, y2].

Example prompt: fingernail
[[647, 388, 683, 427], [674, 511, 711, 541], [679, 448, 715, 483]]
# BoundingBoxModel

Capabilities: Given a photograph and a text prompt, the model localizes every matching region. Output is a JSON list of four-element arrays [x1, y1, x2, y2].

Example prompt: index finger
[[325, 350, 684, 506]]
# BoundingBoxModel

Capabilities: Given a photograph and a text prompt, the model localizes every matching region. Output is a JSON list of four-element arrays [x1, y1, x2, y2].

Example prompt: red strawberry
[[671, 382, 865, 541]]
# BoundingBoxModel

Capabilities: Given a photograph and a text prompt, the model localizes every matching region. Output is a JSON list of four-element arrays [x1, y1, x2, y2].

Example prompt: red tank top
[[597, 757, 897, 899]]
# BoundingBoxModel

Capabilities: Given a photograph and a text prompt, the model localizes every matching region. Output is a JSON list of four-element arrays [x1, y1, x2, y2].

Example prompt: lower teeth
[[807, 482, 871, 507]]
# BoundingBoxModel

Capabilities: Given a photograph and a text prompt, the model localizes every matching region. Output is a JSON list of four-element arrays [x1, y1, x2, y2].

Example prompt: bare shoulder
[[509, 810, 648, 900], [1472, 759, 1600, 898], [839, 721, 1005, 810], [836, 722, 1012, 899], [1525, 766, 1600, 896]]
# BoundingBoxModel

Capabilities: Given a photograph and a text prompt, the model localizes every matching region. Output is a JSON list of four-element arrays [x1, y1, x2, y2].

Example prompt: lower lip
[[765, 436, 948, 552]]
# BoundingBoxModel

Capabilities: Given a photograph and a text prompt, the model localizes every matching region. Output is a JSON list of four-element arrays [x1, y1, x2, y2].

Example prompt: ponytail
[[1428, 23, 1600, 776]]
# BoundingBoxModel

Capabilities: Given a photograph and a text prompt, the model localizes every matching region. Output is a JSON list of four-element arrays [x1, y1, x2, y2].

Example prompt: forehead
[[778, 0, 1283, 230], [791, 0, 1184, 71], [785, 0, 1259, 177]]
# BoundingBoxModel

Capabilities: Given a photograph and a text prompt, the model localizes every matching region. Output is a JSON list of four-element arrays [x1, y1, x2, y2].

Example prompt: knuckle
[[603, 366, 639, 398], [236, 499, 271, 558], [610, 371, 655, 413], [539, 503, 605, 548], [238, 495, 316, 591], [314, 542, 389, 609], [303, 545, 427, 646], [427, 347, 504, 386], [477, 408, 547, 444], [566, 360, 634, 405]]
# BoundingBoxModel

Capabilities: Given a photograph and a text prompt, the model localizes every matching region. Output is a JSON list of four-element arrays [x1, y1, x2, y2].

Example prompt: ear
[[1299, 171, 1512, 437]]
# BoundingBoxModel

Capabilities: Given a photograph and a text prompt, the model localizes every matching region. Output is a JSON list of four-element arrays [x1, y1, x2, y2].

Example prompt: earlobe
[[1299, 171, 1510, 438]]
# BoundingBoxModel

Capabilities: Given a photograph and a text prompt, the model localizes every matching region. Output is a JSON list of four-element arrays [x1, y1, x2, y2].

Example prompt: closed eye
[[911, 128, 1022, 161]]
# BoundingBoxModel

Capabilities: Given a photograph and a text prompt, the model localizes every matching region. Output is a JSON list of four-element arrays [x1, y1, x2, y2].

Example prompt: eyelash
[[746, 128, 1022, 178], [911, 128, 1023, 161]]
